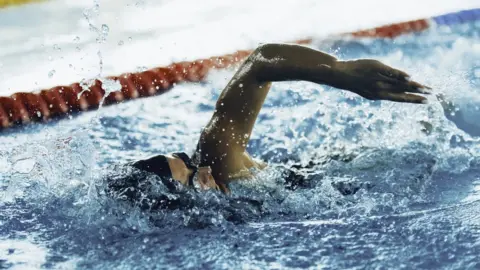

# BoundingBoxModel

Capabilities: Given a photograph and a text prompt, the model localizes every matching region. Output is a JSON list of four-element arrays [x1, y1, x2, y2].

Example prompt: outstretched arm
[[195, 43, 430, 190]]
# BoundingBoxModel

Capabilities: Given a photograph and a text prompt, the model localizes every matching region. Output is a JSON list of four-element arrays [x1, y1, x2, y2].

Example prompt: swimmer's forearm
[[251, 43, 339, 85], [250, 43, 430, 103]]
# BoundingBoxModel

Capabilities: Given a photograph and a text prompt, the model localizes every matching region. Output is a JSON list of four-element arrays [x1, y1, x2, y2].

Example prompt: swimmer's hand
[[332, 59, 431, 103], [196, 166, 220, 191]]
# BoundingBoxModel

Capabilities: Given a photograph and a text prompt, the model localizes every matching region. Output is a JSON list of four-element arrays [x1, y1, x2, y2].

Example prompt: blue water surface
[[1, 21, 480, 269]]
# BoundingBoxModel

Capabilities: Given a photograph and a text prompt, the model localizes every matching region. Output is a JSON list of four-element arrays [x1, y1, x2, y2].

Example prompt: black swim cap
[[131, 155, 172, 178]]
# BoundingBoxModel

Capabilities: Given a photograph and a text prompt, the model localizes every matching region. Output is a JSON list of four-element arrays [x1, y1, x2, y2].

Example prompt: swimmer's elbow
[[247, 43, 289, 81], [250, 43, 283, 66], [252, 43, 280, 54]]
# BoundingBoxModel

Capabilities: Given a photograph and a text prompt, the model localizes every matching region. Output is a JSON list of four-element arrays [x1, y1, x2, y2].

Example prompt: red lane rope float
[[349, 19, 429, 38], [0, 49, 253, 129]]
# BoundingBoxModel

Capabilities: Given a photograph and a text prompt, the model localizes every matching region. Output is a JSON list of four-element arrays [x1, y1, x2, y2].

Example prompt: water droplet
[[128, 37, 133, 42], [73, 36, 80, 42], [101, 24, 109, 34], [53, 44, 61, 51], [136, 66, 148, 72], [118, 40, 124, 46], [135, 0, 145, 7], [48, 70, 56, 78], [98, 78, 121, 108], [95, 24, 110, 44]]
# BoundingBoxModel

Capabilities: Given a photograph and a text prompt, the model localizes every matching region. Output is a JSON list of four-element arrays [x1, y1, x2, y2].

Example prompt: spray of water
[[1, 18, 480, 269]]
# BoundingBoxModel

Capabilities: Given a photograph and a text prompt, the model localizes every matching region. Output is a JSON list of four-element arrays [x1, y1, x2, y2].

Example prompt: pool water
[[1, 21, 480, 269]]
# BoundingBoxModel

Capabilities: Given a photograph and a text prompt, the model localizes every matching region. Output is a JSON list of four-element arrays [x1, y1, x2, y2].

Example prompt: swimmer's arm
[[206, 43, 431, 150], [197, 43, 430, 187], [202, 44, 339, 152]]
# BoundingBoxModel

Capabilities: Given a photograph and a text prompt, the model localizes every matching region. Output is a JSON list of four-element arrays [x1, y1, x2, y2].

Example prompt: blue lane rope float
[[432, 8, 480, 26]]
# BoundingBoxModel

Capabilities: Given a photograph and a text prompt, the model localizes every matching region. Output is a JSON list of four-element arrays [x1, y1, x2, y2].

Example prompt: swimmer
[[107, 43, 431, 200]]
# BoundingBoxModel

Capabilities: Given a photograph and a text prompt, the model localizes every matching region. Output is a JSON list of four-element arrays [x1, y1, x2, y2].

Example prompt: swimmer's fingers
[[378, 68, 410, 81], [380, 92, 427, 104], [217, 183, 230, 194], [403, 80, 432, 94], [198, 179, 221, 191], [199, 183, 220, 192], [377, 73, 432, 94]]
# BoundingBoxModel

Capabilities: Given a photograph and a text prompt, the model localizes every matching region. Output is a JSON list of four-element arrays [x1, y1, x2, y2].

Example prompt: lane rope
[[0, 8, 478, 131]]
